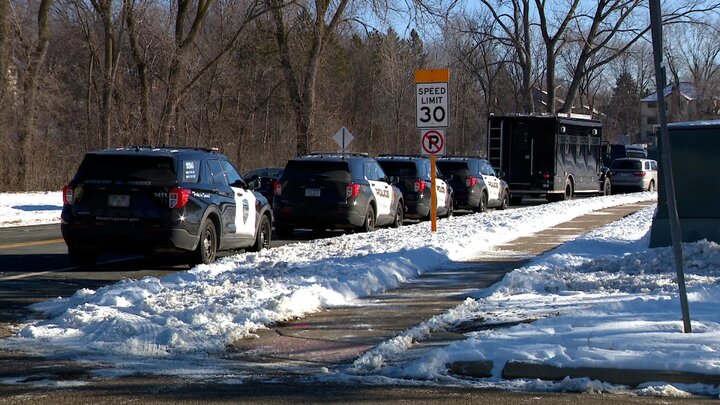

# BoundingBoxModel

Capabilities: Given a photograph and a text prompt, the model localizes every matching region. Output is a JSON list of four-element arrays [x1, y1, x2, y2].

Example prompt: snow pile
[[0, 191, 62, 227], [350, 205, 720, 389], [2, 192, 654, 359]]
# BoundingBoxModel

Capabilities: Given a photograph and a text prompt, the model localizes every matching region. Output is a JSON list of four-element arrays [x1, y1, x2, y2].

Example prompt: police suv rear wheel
[[361, 205, 375, 232], [194, 220, 217, 264], [251, 215, 271, 251]]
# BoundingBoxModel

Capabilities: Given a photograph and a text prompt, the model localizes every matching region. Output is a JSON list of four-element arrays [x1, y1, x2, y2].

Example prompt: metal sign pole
[[649, 0, 692, 333]]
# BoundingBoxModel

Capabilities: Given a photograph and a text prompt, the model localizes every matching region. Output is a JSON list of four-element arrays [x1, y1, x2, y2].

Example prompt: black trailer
[[487, 114, 610, 204]]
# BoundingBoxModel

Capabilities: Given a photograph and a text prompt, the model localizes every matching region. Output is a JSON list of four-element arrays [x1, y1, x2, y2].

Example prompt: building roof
[[641, 82, 697, 102]]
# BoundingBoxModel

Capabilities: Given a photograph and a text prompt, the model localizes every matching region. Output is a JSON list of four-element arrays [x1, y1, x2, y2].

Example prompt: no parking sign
[[420, 129, 445, 156]]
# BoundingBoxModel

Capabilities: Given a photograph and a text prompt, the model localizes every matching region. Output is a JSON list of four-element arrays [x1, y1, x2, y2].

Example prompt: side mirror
[[388, 175, 400, 184], [496, 169, 505, 179]]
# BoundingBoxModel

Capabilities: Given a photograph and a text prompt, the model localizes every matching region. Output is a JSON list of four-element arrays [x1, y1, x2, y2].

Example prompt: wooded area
[[1, 0, 719, 191]]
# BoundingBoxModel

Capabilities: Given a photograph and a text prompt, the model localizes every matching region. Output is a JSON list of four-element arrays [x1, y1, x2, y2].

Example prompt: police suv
[[376, 155, 454, 220], [272, 153, 404, 237], [436, 156, 510, 212], [61, 146, 273, 266]]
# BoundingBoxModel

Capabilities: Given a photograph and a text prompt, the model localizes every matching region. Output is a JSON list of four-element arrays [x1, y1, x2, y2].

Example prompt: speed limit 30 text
[[417, 86, 446, 104]]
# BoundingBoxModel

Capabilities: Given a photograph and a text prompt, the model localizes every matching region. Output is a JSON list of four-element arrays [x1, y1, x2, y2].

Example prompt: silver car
[[610, 158, 658, 193]]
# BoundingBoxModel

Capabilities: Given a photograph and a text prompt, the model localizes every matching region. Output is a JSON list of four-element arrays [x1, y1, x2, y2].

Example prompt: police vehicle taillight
[[346, 183, 361, 199], [633, 171, 647, 177], [414, 179, 425, 193], [274, 182, 282, 196], [169, 188, 191, 208], [62, 185, 74, 205], [465, 177, 476, 188]]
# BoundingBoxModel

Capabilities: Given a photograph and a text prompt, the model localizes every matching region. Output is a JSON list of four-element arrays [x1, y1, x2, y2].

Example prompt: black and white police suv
[[272, 153, 404, 238], [436, 156, 510, 212], [61, 146, 273, 266], [376, 155, 454, 220]]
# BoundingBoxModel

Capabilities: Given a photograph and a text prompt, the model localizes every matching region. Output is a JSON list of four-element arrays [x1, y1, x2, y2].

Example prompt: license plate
[[305, 188, 321, 197], [108, 195, 130, 207]]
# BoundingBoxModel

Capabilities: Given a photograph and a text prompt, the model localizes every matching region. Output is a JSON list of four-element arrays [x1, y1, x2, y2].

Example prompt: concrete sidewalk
[[227, 201, 687, 387]]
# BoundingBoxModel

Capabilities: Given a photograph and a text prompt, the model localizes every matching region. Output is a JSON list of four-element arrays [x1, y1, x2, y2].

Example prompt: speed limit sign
[[416, 69, 449, 128]]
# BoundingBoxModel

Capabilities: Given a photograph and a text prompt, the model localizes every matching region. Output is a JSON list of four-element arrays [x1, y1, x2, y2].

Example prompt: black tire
[[67, 246, 99, 266], [360, 205, 375, 232], [275, 225, 294, 239], [510, 196, 523, 206], [602, 179, 611, 196], [475, 191, 488, 213], [555, 180, 573, 201], [392, 203, 404, 228], [499, 190, 509, 210], [193, 220, 217, 265], [444, 199, 454, 218], [250, 215, 271, 252], [648, 180, 656, 192]]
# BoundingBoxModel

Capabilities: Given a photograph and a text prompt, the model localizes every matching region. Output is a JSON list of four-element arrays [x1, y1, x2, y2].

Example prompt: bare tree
[[88, 0, 129, 148], [267, 0, 351, 156], [157, 0, 267, 145], [0, 0, 8, 102], [478, 0, 534, 112], [14, 0, 53, 190]]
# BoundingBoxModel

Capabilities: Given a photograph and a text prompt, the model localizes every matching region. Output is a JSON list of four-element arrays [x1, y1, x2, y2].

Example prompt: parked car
[[436, 156, 510, 211], [61, 146, 273, 266], [376, 155, 454, 220], [609, 158, 658, 193], [244, 167, 283, 206], [272, 153, 404, 237], [602, 144, 647, 167]]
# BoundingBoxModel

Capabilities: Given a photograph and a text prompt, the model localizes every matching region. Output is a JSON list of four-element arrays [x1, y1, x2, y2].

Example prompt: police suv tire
[[67, 246, 99, 266], [193, 220, 217, 265], [361, 205, 375, 232], [392, 203, 403, 228], [250, 215, 271, 252], [603, 179, 611, 196], [648, 180, 655, 192], [499, 191, 509, 210], [444, 199, 454, 218], [475, 191, 488, 213]]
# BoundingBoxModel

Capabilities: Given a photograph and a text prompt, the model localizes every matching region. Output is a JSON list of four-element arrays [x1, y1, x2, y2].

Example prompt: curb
[[447, 360, 720, 387]]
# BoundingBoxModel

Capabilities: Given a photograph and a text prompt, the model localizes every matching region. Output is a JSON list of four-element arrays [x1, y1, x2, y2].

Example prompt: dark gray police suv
[[272, 153, 404, 238], [61, 146, 273, 266]]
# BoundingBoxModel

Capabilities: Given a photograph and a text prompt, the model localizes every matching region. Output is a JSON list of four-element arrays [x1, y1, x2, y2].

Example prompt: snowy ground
[[2, 190, 719, 397]]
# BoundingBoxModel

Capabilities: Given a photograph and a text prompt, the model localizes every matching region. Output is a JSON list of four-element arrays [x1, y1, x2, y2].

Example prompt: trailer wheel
[[602, 178, 611, 196], [561, 180, 574, 201]]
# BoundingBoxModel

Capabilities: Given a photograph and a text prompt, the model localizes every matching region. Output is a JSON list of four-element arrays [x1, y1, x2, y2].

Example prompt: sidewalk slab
[[227, 201, 657, 380]]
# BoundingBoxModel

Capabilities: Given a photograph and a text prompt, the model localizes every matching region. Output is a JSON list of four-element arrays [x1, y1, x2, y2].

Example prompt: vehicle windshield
[[75, 154, 176, 184], [610, 160, 642, 170], [281, 161, 351, 183]]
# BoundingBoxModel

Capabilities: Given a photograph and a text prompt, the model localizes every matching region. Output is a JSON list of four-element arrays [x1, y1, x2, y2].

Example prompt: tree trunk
[[17, 0, 53, 190]]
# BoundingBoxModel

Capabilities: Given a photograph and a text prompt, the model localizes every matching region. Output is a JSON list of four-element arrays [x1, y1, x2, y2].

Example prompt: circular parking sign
[[421, 129, 445, 156]]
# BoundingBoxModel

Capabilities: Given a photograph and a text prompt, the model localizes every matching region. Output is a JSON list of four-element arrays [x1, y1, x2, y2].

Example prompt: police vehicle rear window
[[282, 161, 351, 183], [75, 155, 177, 184], [377, 161, 419, 177], [437, 161, 470, 177]]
